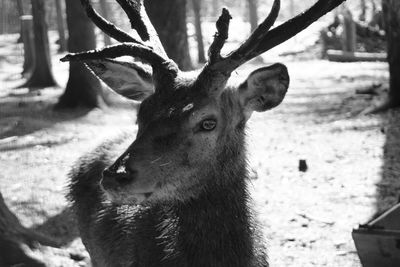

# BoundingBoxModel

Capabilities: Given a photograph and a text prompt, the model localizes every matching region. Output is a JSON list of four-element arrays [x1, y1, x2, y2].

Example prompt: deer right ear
[[85, 59, 154, 101], [238, 63, 289, 120]]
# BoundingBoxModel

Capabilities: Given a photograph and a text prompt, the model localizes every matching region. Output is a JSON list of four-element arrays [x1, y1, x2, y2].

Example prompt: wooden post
[[55, 0, 67, 52], [20, 15, 35, 75], [320, 29, 329, 58], [341, 9, 356, 53]]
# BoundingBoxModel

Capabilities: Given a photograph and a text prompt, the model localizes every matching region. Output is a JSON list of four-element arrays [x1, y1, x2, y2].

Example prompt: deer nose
[[101, 167, 137, 189]]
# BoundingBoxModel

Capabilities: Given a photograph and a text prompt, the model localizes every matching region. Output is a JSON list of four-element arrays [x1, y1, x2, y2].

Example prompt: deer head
[[62, 0, 345, 204]]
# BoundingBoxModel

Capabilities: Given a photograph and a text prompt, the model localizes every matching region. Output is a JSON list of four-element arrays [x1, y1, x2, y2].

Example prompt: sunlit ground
[[1, 28, 399, 266]]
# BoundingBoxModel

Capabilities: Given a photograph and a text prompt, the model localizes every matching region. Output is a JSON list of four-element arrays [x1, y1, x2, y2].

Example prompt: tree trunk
[[289, 0, 295, 18], [16, 0, 24, 16], [99, 0, 112, 46], [16, 0, 24, 42], [56, 0, 104, 109], [25, 0, 57, 88], [55, 0, 67, 52], [382, 0, 400, 107], [21, 15, 35, 75], [0, 192, 59, 267], [247, 0, 258, 32], [145, 0, 192, 70], [191, 0, 205, 63]]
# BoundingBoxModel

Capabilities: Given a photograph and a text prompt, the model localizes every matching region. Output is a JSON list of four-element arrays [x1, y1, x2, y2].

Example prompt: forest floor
[[1, 32, 400, 267]]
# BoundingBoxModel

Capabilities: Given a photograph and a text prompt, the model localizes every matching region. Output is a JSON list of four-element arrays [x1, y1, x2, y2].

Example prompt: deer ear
[[85, 59, 154, 101], [239, 63, 289, 119]]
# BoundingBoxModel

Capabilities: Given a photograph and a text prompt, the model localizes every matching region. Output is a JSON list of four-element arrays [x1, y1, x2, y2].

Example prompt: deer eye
[[200, 119, 217, 131]]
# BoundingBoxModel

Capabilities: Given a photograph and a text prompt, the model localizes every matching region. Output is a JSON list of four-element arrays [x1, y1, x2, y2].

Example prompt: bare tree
[[55, 0, 67, 52], [289, 0, 295, 17], [20, 15, 35, 75], [247, 0, 259, 32], [191, 0, 206, 63], [16, 0, 25, 42], [56, 0, 104, 109], [25, 0, 57, 88], [16, 0, 24, 16], [99, 0, 112, 46], [144, 0, 192, 70], [381, 0, 400, 108]]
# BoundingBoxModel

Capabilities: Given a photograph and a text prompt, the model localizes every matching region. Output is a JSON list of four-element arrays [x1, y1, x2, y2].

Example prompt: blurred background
[[0, 0, 399, 266]]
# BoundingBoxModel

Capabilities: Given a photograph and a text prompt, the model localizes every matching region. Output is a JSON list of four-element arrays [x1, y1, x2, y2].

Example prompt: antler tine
[[80, 0, 141, 44], [227, 0, 280, 66], [196, 0, 345, 94], [208, 8, 232, 64], [225, 0, 346, 70], [252, 0, 346, 57], [115, 0, 149, 40], [61, 43, 178, 86], [115, 0, 168, 57]]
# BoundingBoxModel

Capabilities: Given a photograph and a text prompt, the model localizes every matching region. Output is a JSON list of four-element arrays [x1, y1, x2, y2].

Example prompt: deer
[[63, 0, 345, 266]]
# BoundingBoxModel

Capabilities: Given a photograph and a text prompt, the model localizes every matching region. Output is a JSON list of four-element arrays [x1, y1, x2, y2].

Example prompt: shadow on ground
[[31, 207, 80, 247], [0, 90, 90, 140]]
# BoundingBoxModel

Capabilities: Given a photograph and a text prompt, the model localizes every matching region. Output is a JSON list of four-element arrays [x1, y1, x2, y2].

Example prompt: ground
[[1, 31, 399, 267]]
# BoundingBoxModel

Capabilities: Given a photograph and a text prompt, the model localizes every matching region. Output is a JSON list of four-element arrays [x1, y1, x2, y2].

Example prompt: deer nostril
[[101, 168, 137, 188]]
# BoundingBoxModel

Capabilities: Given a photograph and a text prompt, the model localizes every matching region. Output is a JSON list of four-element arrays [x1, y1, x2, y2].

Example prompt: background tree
[[247, 0, 258, 32], [212, 0, 220, 18], [145, 0, 192, 70], [99, 0, 112, 46], [16, 0, 24, 42], [25, 0, 57, 88], [289, 0, 295, 17], [381, 0, 400, 109], [55, 0, 67, 52], [20, 15, 35, 75], [191, 0, 205, 63], [56, 0, 104, 109]]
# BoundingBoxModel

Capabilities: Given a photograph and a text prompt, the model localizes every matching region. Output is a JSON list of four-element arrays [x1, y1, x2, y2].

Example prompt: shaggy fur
[[68, 88, 270, 267]]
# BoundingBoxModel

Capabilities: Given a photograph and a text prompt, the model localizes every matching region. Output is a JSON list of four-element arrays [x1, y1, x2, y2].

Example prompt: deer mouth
[[100, 183, 154, 205], [100, 168, 154, 204], [107, 192, 152, 205]]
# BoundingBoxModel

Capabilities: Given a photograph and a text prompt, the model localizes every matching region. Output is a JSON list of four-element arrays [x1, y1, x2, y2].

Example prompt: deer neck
[[152, 150, 256, 266]]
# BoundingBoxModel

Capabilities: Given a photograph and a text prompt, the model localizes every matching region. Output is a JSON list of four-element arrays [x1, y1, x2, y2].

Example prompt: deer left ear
[[239, 63, 289, 119], [85, 59, 154, 101]]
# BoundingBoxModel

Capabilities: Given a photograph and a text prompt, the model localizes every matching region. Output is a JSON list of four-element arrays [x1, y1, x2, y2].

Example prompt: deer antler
[[61, 0, 177, 88], [197, 0, 346, 94]]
